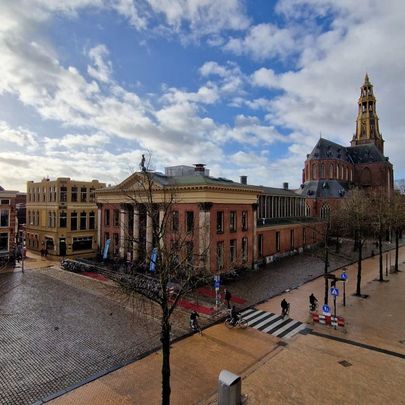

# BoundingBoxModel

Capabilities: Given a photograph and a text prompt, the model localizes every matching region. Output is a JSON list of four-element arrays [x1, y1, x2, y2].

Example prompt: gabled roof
[[0, 186, 4, 191]]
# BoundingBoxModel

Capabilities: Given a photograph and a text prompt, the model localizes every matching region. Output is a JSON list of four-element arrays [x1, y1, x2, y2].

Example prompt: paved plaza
[[0, 241, 404, 404]]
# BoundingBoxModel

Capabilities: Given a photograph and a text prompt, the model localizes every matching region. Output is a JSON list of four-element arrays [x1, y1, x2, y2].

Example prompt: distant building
[[0, 188, 20, 259], [297, 74, 394, 217], [25, 178, 105, 257], [95, 166, 324, 272]]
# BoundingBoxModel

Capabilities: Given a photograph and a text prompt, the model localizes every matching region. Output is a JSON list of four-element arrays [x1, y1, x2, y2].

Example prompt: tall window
[[80, 211, 87, 230], [216, 211, 224, 233], [241, 211, 248, 231], [230, 239, 236, 263], [241, 237, 248, 263], [89, 211, 95, 229], [329, 164, 333, 179], [320, 164, 325, 178], [35, 210, 40, 226], [172, 210, 179, 232], [48, 211, 53, 228], [113, 209, 120, 227], [230, 211, 236, 232], [0, 233, 8, 252], [80, 187, 87, 202], [71, 212, 77, 230], [105, 209, 110, 226], [60, 211, 67, 228], [216, 241, 224, 270], [320, 203, 331, 219], [71, 187, 78, 202], [89, 188, 95, 203], [276, 231, 280, 252], [60, 186, 67, 202], [258, 234, 263, 258], [0, 209, 9, 227], [186, 211, 194, 232]]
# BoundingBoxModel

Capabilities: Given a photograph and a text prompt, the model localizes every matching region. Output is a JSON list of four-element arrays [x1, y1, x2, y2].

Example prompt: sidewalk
[[47, 246, 405, 405]]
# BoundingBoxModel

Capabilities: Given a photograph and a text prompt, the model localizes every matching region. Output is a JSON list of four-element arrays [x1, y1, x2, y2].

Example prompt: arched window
[[312, 163, 317, 179], [320, 164, 325, 178], [320, 203, 331, 219], [305, 203, 311, 217], [329, 164, 333, 179], [336, 164, 340, 179]]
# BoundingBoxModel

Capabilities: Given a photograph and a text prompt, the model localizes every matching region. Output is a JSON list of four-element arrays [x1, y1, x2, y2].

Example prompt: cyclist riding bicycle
[[230, 305, 239, 326], [309, 293, 318, 311], [190, 311, 200, 331], [281, 299, 290, 318]]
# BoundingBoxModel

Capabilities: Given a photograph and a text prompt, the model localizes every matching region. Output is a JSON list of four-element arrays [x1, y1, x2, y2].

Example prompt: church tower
[[351, 74, 384, 153]]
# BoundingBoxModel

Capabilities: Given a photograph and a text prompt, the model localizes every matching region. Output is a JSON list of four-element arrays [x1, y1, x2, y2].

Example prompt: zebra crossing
[[240, 308, 307, 339]]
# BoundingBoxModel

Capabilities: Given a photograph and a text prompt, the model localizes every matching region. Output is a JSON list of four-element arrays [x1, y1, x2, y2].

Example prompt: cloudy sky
[[0, 0, 404, 191]]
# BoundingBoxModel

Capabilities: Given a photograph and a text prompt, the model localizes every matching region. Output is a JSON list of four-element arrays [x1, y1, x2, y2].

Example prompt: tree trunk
[[324, 247, 329, 305], [379, 233, 383, 281], [356, 241, 362, 296], [161, 306, 171, 405], [395, 229, 399, 272]]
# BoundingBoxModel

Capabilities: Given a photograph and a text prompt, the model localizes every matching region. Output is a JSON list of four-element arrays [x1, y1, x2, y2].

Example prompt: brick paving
[[0, 271, 176, 405]]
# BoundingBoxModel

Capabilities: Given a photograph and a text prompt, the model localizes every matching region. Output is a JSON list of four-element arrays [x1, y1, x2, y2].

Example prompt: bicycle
[[190, 318, 202, 335], [224, 314, 248, 329]]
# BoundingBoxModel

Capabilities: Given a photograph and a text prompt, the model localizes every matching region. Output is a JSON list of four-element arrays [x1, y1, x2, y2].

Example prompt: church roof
[[0, 185, 3, 191], [296, 180, 349, 199], [346, 144, 388, 164], [307, 138, 352, 163]]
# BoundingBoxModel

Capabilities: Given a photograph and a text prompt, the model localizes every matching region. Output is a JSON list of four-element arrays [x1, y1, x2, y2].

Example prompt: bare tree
[[369, 190, 390, 281], [389, 192, 405, 272], [107, 163, 211, 405], [334, 188, 371, 296]]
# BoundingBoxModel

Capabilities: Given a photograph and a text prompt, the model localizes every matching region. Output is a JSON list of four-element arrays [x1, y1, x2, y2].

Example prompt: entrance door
[[59, 238, 66, 256]]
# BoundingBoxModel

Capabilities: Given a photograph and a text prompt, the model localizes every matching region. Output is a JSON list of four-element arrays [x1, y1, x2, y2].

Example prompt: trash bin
[[218, 370, 241, 405]]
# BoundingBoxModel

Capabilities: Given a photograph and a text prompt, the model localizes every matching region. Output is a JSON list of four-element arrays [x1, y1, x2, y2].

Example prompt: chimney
[[194, 163, 206, 174], [283, 182, 289, 190], [240, 176, 247, 185]]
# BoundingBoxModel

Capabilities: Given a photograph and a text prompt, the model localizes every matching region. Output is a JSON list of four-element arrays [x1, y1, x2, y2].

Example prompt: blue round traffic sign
[[341, 272, 348, 280], [322, 304, 330, 313]]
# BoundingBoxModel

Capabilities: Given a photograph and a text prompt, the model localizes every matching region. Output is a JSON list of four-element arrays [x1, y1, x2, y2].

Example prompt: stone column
[[146, 211, 153, 258], [199, 203, 212, 271], [133, 206, 139, 261], [97, 204, 102, 251], [119, 205, 128, 259]]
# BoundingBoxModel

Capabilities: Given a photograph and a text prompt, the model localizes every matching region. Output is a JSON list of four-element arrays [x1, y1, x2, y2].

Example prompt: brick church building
[[297, 74, 394, 217]]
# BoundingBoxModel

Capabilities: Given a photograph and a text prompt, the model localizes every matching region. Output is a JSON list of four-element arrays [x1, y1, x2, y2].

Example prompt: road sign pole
[[333, 295, 337, 330], [343, 281, 346, 307]]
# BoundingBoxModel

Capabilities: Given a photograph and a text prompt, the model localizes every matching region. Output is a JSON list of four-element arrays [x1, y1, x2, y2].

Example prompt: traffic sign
[[340, 272, 348, 280], [322, 304, 330, 313], [214, 280, 220, 289], [330, 287, 339, 296]]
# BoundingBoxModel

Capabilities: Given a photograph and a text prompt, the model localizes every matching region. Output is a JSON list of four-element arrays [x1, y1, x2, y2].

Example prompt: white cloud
[[87, 44, 113, 83], [0, 121, 39, 151], [224, 23, 296, 60], [251, 68, 280, 89]]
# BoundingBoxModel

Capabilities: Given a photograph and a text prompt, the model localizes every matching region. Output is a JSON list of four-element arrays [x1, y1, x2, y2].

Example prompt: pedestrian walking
[[224, 288, 232, 308]]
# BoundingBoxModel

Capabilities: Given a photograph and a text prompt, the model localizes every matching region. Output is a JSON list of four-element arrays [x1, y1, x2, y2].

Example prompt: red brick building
[[95, 166, 324, 272], [297, 75, 394, 217]]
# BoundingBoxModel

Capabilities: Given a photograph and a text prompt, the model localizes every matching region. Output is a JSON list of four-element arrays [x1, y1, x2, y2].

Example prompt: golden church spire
[[351, 74, 384, 153]]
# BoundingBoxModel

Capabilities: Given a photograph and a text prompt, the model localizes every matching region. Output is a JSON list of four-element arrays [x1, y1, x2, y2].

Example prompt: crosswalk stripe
[[242, 310, 266, 321], [263, 318, 292, 334], [272, 320, 301, 337], [251, 313, 279, 329], [240, 308, 256, 317], [247, 312, 274, 327], [282, 323, 307, 339]]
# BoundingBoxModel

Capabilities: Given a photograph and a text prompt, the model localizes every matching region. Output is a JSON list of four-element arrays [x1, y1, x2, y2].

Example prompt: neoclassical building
[[95, 166, 324, 272], [297, 74, 394, 217]]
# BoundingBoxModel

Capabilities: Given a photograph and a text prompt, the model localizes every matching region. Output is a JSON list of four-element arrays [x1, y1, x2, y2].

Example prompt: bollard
[[218, 370, 241, 405]]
